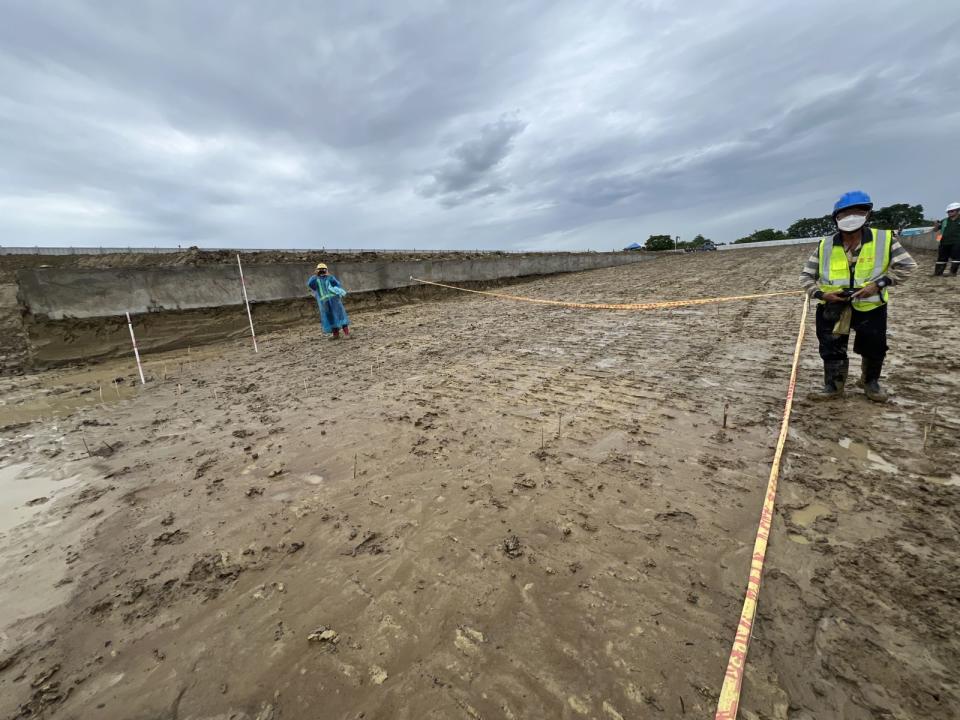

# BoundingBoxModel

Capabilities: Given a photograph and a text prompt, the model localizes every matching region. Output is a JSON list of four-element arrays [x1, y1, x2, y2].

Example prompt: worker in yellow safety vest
[[799, 191, 917, 402]]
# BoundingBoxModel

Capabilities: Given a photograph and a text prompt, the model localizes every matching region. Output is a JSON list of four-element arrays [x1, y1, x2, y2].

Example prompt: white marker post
[[126, 311, 146, 385], [236, 253, 259, 353]]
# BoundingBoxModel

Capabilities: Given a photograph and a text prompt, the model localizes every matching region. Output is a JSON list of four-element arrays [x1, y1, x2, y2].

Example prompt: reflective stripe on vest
[[817, 228, 891, 311], [315, 278, 337, 301]]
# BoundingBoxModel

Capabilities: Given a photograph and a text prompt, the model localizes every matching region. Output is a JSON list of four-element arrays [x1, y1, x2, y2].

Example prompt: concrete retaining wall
[[12, 252, 655, 370], [17, 253, 653, 320], [718, 237, 819, 250], [721, 229, 939, 253], [899, 230, 938, 252]]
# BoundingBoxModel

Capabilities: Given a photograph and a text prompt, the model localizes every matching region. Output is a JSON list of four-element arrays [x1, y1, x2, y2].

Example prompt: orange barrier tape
[[410, 277, 802, 311], [715, 296, 809, 720]]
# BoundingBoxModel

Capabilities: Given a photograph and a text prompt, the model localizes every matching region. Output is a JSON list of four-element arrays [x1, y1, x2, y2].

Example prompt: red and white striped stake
[[126, 311, 146, 385], [236, 253, 259, 353]]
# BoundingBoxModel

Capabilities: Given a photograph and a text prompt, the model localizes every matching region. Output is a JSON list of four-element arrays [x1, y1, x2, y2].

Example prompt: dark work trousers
[[815, 303, 888, 377], [935, 243, 960, 274]]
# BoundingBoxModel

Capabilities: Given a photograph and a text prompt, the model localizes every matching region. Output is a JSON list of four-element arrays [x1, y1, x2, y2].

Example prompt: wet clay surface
[[0, 247, 957, 719]]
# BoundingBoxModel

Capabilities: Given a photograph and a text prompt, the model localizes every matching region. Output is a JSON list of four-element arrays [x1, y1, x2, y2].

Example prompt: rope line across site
[[410, 276, 802, 311], [714, 296, 808, 719], [411, 274, 811, 718]]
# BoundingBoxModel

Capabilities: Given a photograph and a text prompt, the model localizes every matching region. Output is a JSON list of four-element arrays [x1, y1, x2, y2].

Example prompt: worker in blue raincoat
[[307, 263, 351, 339]]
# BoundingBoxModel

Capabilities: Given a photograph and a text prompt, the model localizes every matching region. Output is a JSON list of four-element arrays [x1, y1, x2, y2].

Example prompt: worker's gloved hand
[[821, 292, 849, 303], [331, 286, 347, 297]]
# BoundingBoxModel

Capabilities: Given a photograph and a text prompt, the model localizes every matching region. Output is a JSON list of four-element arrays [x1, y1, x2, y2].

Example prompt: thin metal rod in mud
[[354, 453, 358, 480], [236, 253, 259, 353], [722, 402, 729, 429], [126, 311, 146, 385], [81, 431, 92, 458], [558, 413, 562, 438]]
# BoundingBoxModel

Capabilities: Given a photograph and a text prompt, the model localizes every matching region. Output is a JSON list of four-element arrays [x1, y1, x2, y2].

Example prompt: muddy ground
[[0, 247, 957, 720]]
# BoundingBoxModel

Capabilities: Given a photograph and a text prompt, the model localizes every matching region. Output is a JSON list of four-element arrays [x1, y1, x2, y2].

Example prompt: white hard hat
[[946, 202, 960, 213]]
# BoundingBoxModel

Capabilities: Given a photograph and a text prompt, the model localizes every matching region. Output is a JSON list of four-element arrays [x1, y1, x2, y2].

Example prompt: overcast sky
[[1, 1, 957, 251]]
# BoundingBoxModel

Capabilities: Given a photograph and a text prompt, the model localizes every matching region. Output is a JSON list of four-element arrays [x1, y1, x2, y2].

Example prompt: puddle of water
[[0, 462, 82, 536], [0, 342, 234, 427], [790, 502, 831, 528], [0, 385, 138, 426], [787, 533, 811, 545], [837, 437, 898, 474]]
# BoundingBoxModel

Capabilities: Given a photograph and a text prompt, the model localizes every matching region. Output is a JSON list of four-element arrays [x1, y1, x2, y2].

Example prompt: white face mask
[[837, 213, 867, 232]]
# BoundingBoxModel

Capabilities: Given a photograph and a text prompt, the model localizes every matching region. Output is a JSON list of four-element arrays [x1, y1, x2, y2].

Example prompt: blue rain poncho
[[307, 274, 350, 333]]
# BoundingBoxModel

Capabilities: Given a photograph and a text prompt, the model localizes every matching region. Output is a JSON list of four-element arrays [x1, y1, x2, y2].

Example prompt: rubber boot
[[861, 357, 888, 403], [330, 329, 341, 341], [951, 262, 960, 276], [342, 325, 351, 338], [809, 360, 845, 400], [934, 262, 946, 276]]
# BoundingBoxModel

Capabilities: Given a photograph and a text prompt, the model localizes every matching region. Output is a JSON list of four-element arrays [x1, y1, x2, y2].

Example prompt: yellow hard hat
[[315, 263, 328, 270]]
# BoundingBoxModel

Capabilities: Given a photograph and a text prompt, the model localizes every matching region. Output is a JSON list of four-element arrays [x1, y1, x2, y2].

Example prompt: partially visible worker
[[799, 191, 918, 402], [934, 202, 960, 276], [307, 263, 351, 339]]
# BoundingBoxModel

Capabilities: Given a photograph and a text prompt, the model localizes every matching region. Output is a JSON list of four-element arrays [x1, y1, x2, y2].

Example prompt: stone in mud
[[245, 487, 264, 497], [25, 496, 49, 506], [307, 627, 340, 645], [160, 512, 175, 526], [503, 535, 523, 558]]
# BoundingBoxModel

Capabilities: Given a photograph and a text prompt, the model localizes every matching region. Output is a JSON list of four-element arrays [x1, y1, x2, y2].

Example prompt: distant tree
[[871, 203, 925, 231], [786, 215, 835, 238], [645, 234, 675, 251], [733, 228, 787, 244]]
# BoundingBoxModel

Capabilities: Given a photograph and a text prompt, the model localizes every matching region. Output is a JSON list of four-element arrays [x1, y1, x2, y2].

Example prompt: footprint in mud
[[654, 510, 697, 526], [152, 529, 188, 546], [789, 502, 831, 528]]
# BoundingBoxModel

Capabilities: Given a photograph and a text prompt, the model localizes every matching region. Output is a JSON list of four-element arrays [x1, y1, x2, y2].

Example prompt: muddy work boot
[[809, 361, 846, 401], [861, 358, 888, 403]]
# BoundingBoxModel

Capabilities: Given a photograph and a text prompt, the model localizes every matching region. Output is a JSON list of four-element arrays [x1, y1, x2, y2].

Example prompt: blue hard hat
[[833, 190, 873, 215]]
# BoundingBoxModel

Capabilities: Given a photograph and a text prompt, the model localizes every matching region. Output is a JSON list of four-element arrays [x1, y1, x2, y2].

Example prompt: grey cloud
[[419, 116, 527, 205], [0, 0, 957, 250]]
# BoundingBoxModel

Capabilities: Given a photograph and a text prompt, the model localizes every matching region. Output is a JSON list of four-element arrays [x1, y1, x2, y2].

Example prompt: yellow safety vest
[[817, 228, 891, 312]]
